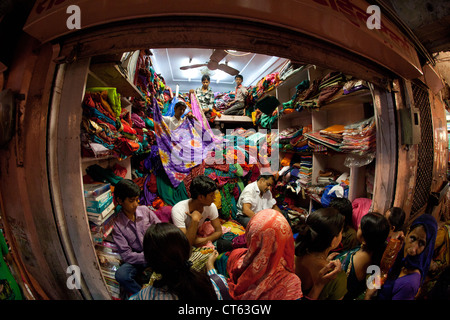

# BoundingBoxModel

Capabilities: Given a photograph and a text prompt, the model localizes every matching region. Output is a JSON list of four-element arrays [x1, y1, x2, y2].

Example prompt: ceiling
[[149, 48, 288, 93]]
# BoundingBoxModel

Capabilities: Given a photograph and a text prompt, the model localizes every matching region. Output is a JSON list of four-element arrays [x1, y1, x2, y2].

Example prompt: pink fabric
[[154, 206, 173, 223], [197, 221, 232, 249], [190, 92, 222, 143], [352, 198, 372, 229]]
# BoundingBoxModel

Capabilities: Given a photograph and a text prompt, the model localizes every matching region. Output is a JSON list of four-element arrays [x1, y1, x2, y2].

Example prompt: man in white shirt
[[236, 174, 281, 228], [171, 175, 223, 247]]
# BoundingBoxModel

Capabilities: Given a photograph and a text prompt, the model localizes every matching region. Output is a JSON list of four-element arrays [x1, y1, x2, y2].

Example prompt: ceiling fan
[[179, 49, 240, 76]]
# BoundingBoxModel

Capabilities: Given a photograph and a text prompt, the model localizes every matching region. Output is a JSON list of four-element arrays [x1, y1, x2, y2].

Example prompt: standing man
[[195, 75, 215, 120]]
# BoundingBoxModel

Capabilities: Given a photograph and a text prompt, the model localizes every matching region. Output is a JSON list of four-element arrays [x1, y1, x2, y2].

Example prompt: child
[[337, 212, 390, 300], [195, 74, 215, 117], [171, 175, 223, 248], [129, 223, 226, 300], [223, 74, 248, 115], [162, 101, 188, 131], [385, 207, 406, 240], [112, 179, 161, 295]]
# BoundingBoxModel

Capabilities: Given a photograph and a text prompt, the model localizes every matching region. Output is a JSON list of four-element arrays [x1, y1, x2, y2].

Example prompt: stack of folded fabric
[[341, 117, 376, 155], [317, 169, 339, 185], [279, 125, 312, 153], [81, 89, 153, 159], [319, 124, 345, 143], [298, 155, 313, 186], [343, 79, 369, 95], [305, 131, 343, 152], [214, 92, 235, 111]]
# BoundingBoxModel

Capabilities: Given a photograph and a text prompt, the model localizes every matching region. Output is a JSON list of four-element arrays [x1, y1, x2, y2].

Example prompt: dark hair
[[257, 174, 276, 182], [235, 74, 243, 81], [329, 198, 353, 227], [386, 207, 406, 232], [201, 75, 210, 82], [190, 175, 217, 199], [360, 212, 390, 265], [295, 207, 345, 256], [143, 223, 217, 300], [174, 101, 187, 110], [114, 179, 140, 201]]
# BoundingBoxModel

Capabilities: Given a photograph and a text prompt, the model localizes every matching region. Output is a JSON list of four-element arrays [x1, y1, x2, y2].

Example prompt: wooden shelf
[[318, 89, 372, 111], [214, 115, 253, 123], [88, 62, 143, 99]]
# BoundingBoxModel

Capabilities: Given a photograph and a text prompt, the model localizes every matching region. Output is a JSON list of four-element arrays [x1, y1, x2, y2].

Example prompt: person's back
[[329, 198, 359, 251], [130, 223, 218, 300], [294, 207, 347, 300]]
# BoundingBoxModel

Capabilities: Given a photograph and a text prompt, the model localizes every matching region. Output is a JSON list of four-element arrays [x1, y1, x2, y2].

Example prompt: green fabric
[[0, 230, 22, 300], [156, 171, 189, 206], [318, 270, 348, 300], [86, 164, 123, 186], [87, 87, 122, 118]]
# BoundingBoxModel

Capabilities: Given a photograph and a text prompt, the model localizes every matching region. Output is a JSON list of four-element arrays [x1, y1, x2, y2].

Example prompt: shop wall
[[0, 34, 82, 299]]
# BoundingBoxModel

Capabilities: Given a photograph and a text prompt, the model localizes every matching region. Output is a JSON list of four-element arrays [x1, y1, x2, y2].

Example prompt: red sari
[[226, 209, 303, 300]]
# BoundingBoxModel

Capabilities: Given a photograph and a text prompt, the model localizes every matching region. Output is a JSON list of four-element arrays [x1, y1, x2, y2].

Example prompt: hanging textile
[[190, 92, 222, 143], [152, 97, 217, 188]]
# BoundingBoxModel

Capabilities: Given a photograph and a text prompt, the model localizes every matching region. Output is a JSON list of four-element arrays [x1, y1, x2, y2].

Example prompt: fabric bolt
[[227, 209, 303, 300], [155, 172, 189, 207]]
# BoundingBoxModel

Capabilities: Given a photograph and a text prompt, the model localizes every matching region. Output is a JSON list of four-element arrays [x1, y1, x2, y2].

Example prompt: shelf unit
[[273, 65, 375, 212]]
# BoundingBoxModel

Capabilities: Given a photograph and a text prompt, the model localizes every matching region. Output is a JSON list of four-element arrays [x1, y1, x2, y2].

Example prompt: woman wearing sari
[[365, 214, 438, 300], [226, 209, 303, 300]]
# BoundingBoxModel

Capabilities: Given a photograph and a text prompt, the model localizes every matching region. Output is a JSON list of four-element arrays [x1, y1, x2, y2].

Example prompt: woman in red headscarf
[[226, 209, 302, 300]]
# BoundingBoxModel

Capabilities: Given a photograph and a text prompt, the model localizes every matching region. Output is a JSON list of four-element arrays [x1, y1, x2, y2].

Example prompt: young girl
[[337, 212, 390, 300], [385, 207, 406, 240], [294, 207, 347, 300], [130, 223, 226, 300]]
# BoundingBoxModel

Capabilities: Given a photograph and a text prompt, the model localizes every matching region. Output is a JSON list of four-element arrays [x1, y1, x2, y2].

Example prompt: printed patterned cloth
[[152, 98, 216, 188], [226, 209, 303, 300]]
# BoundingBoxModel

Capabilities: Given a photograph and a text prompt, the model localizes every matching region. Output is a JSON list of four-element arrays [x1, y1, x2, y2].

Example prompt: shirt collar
[[118, 207, 143, 226]]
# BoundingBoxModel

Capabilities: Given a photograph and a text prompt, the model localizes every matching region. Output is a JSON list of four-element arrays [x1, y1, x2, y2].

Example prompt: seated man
[[223, 74, 248, 116], [236, 174, 282, 228], [112, 179, 161, 295], [171, 175, 223, 247]]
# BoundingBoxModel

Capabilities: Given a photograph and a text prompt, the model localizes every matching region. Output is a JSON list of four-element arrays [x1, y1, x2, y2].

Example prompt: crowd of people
[[110, 173, 450, 301], [107, 73, 450, 301]]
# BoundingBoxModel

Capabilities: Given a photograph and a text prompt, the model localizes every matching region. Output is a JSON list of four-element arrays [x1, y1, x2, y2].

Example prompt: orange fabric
[[320, 124, 345, 133], [226, 209, 303, 300]]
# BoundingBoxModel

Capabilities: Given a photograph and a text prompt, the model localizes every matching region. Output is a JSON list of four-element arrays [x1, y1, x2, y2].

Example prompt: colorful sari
[[152, 98, 216, 188], [227, 209, 302, 300]]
